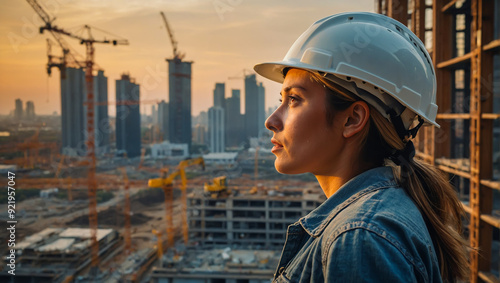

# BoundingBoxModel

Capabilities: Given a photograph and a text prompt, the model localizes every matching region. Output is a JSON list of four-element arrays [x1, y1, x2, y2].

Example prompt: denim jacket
[[273, 167, 441, 283]]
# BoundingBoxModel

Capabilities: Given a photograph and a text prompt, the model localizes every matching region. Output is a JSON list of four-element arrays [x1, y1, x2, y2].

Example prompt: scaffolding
[[377, 0, 500, 281]]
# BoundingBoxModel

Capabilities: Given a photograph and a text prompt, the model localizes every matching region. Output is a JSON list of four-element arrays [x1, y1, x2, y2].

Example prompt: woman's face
[[265, 69, 344, 175]]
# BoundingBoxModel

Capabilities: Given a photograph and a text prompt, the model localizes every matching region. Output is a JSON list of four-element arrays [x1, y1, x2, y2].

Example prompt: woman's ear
[[343, 101, 370, 138]]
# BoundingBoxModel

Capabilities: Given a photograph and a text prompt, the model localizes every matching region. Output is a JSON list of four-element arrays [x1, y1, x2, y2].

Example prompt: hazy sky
[[0, 0, 374, 116]]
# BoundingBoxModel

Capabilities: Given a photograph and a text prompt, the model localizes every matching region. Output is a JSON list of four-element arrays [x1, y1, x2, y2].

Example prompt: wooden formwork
[[377, 0, 499, 281]]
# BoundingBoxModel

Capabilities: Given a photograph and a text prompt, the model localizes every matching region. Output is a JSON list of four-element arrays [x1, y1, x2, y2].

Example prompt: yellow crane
[[148, 157, 205, 247]]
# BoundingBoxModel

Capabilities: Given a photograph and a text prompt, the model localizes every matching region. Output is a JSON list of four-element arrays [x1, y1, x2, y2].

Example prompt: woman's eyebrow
[[282, 85, 307, 93]]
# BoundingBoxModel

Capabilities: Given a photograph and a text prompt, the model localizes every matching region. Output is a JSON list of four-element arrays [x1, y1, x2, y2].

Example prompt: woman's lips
[[271, 138, 283, 153]]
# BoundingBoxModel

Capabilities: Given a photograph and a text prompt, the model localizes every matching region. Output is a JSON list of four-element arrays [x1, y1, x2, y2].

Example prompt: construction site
[[0, 0, 499, 282]]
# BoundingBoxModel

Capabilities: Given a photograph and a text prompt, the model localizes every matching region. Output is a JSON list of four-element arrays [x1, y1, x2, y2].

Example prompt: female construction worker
[[254, 12, 469, 282]]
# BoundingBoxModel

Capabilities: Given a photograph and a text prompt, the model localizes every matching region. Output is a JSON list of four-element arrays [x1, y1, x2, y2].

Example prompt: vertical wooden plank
[[478, 0, 495, 275], [432, 0, 452, 160], [388, 0, 409, 25], [468, 0, 495, 279]]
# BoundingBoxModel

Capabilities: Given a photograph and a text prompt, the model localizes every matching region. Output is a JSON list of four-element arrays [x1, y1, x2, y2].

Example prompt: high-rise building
[[94, 70, 109, 155], [60, 68, 109, 156], [14, 99, 23, 120], [208, 106, 225, 153], [25, 101, 35, 120], [257, 82, 266, 135], [60, 67, 86, 156], [225, 89, 244, 147], [213, 83, 225, 108], [167, 59, 192, 149], [158, 100, 169, 141], [152, 105, 158, 125], [244, 74, 259, 139], [116, 73, 141, 158], [244, 75, 266, 139]]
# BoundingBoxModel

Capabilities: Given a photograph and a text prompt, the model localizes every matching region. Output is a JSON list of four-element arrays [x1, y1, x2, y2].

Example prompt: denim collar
[[299, 166, 398, 237]]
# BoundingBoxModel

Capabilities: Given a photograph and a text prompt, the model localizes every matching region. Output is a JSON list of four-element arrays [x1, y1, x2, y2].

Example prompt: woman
[[254, 12, 468, 282]]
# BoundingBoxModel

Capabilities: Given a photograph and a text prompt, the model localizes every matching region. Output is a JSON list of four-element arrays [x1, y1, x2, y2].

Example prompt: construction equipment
[[204, 176, 230, 198], [27, 0, 129, 271], [160, 11, 184, 60], [148, 157, 205, 247]]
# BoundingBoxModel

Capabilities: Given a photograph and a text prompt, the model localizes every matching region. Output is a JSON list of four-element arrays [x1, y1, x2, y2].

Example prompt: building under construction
[[0, 228, 120, 283], [187, 186, 325, 249], [377, 0, 500, 282]]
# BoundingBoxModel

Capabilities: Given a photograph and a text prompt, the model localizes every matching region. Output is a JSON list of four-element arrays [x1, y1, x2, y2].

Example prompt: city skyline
[[0, 0, 374, 116]]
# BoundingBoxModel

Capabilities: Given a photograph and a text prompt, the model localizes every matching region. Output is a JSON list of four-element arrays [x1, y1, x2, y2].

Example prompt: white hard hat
[[254, 12, 439, 133]]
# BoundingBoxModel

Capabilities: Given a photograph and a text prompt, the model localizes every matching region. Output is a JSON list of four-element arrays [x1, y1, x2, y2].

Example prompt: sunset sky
[[0, 0, 374, 117]]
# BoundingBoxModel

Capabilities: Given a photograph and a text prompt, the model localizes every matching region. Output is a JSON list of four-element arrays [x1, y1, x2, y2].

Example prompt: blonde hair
[[309, 71, 470, 281]]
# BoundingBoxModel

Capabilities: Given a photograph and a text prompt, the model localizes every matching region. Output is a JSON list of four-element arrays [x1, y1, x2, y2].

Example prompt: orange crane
[[120, 167, 132, 255], [148, 157, 205, 247], [151, 229, 163, 266], [26, 0, 129, 271]]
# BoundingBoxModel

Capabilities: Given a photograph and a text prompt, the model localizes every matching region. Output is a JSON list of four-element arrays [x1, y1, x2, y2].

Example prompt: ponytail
[[370, 110, 469, 281]]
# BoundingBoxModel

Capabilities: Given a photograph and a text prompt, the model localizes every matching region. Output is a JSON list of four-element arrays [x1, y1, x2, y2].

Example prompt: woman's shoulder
[[324, 186, 431, 243]]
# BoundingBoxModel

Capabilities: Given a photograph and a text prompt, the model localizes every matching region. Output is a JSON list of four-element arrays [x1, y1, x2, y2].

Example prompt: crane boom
[[160, 11, 179, 59], [26, 0, 83, 68]]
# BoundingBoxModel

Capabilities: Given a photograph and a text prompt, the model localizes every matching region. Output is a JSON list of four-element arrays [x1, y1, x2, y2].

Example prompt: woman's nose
[[265, 108, 283, 132]]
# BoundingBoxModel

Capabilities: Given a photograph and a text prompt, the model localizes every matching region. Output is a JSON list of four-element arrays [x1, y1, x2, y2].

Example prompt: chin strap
[[387, 109, 424, 166]]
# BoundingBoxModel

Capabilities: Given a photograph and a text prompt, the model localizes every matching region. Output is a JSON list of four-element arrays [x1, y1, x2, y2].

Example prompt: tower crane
[[121, 167, 132, 255], [26, 0, 84, 75], [148, 157, 205, 247], [160, 11, 184, 60], [26, 0, 129, 271]]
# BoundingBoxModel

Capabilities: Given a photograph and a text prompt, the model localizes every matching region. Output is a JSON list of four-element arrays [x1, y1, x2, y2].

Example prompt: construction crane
[[26, 0, 84, 76], [121, 167, 132, 255], [151, 229, 163, 267], [160, 11, 184, 60], [148, 157, 205, 247], [26, 0, 129, 271]]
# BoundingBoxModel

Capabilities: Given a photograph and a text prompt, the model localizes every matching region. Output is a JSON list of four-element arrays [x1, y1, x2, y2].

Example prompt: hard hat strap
[[388, 109, 424, 141]]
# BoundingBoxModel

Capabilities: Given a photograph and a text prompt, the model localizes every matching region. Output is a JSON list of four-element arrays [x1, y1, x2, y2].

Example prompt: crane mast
[[26, 0, 129, 273]]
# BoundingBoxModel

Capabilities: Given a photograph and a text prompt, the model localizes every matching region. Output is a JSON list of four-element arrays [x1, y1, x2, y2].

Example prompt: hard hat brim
[[254, 61, 440, 129]]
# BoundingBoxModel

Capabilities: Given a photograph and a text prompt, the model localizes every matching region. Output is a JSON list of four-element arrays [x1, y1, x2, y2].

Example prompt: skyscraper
[[14, 99, 23, 120], [168, 59, 192, 149], [60, 67, 109, 156], [116, 73, 141, 158], [61, 67, 86, 156], [209, 106, 225, 153], [244, 74, 259, 138], [257, 82, 266, 135], [158, 100, 169, 141], [25, 101, 35, 120], [94, 70, 109, 155], [152, 105, 158, 125], [213, 83, 225, 108], [225, 89, 244, 147]]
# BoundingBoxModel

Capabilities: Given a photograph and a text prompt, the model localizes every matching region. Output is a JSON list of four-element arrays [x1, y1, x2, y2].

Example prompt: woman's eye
[[288, 96, 299, 105]]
